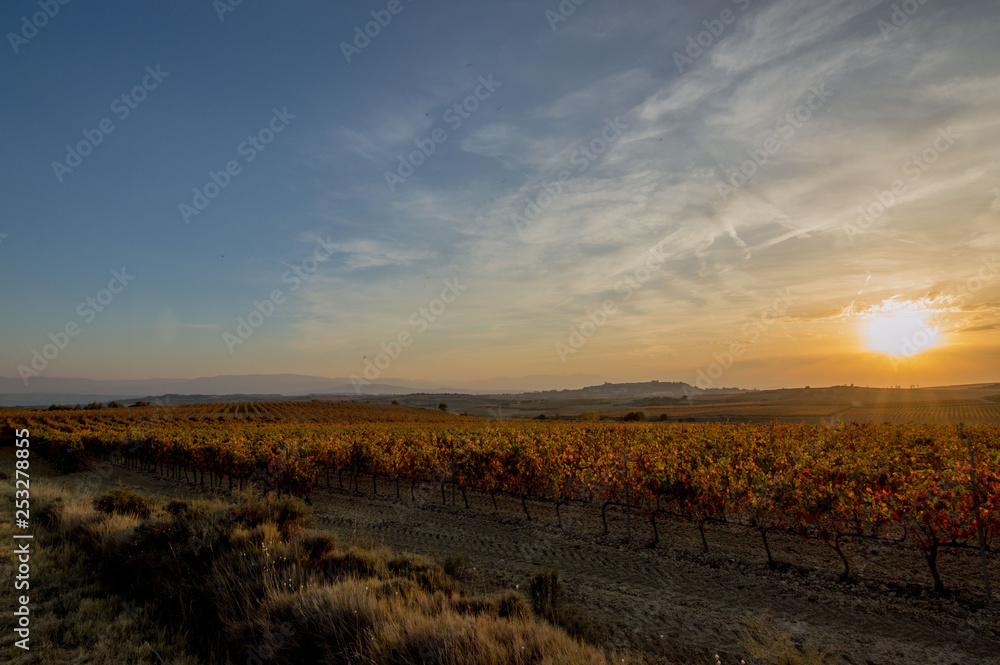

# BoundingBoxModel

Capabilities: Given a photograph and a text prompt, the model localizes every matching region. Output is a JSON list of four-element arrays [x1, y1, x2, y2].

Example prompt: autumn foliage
[[5, 401, 997, 594]]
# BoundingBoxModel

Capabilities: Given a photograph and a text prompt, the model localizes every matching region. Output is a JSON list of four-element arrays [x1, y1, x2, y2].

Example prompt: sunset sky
[[2, 0, 998, 390]]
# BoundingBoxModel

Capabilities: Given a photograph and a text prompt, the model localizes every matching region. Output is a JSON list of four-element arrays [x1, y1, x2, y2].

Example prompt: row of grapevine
[[5, 406, 997, 595], [842, 403, 1000, 424]]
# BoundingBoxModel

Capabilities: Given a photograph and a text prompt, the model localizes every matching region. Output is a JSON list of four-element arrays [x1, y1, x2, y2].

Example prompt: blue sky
[[2, 0, 999, 389]]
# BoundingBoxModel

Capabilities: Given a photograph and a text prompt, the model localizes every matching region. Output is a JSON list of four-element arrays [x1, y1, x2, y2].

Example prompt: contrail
[[494, 157, 533, 180]]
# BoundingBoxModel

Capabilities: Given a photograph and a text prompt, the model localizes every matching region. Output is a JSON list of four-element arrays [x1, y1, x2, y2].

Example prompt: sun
[[860, 300, 941, 357]]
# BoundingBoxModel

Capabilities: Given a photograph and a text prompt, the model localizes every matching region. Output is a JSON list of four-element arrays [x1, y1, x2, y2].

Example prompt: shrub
[[495, 590, 531, 620], [528, 564, 560, 623], [233, 491, 314, 537], [387, 554, 458, 595], [94, 485, 154, 519], [441, 554, 467, 580], [298, 531, 339, 560], [453, 589, 531, 620], [623, 411, 645, 422], [165, 499, 192, 516], [526, 564, 600, 643]]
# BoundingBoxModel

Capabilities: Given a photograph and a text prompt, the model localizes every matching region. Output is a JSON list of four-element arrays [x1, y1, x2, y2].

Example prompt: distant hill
[[0, 375, 457, 407], [528, 380, 744, 400], [0, 373, 607, 407], [3, 374, 993, 411]]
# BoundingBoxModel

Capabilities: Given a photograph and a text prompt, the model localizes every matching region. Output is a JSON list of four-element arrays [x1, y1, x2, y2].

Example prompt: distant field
[[838, 402, 1000, 424], [600, 400, 1000, 424], [0, 400, 460, 432], [603, 402, 846, 421]]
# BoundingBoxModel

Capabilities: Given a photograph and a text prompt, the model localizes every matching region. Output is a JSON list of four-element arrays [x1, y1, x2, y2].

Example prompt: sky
[[1, 0, 998, 391]]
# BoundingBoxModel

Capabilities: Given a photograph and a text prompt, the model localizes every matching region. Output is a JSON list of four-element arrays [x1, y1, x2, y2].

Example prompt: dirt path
[[26, 453, 1000, 665]]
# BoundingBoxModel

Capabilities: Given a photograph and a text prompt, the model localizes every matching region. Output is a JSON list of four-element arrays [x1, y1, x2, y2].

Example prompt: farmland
[[596, 401, 1000, 424], [4, 400, 999, 663], [6, 402, 998, 588], [429, 384, 1000, 424], [837, 403, 1000, 424]]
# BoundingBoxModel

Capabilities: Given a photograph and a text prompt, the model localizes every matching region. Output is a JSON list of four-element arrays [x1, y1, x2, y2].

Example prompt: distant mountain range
[[4, 373, 990, 410], [532, 380, 719, 398], [0, 373, 608, 407]]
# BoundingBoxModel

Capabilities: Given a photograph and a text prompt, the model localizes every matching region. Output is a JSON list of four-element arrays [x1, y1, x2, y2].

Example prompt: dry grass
[[0, 480, 202, 664], [738, 612, 836, 665], [0, 477, 627, 665]]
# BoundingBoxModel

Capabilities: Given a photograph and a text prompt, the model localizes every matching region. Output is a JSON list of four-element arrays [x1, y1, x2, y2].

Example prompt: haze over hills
[[1, 374, 997, 412], [0, 373, 606, 407]]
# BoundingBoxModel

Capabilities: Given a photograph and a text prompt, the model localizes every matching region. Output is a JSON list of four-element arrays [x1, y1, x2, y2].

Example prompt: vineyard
[[839, 403, 1000, 424], [602, 400, 1000, 424], [37, 400, 459, 423], [5, 401, 998, 597]]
